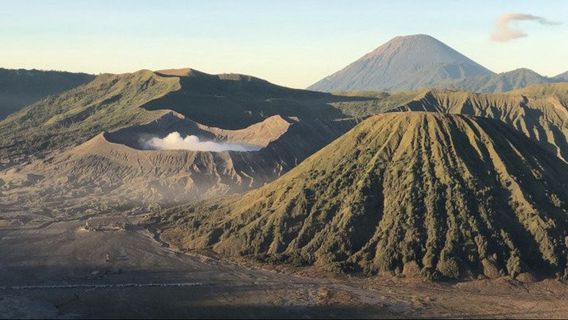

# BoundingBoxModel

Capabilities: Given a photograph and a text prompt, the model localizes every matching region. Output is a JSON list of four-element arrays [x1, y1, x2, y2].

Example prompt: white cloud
[[492, 13, 560, 42], [143, 132, 262, 152]]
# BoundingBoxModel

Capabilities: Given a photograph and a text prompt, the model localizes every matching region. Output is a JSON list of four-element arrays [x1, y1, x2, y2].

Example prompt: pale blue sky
[[1, 0, 567, 88]]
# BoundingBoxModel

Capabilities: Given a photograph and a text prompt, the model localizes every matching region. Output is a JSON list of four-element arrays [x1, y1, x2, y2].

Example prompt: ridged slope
[[162, 112, 568, 280], [392, 86, 568, 162]]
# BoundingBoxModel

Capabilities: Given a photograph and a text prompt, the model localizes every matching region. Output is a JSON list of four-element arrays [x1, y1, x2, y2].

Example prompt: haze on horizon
[[1, 0, 567, 88]]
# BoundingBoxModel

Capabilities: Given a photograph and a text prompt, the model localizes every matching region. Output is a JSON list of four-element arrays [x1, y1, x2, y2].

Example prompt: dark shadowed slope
[[161, 112, 568, 280], [146, 68, 347, 129], [0, 68, 94, 119], [308, 35, 494, 92]]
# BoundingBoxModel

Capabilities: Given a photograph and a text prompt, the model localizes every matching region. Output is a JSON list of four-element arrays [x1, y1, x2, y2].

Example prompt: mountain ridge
[[0, 68, 94, 119], [389, 84, 568, 162], [445, 68, 556, 93], [555, 71, 568, 81], [0, 68, 376, 168]]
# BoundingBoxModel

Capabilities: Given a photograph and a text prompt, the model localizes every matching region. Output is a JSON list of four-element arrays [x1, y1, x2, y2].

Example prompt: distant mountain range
[[555, 71, 568, 81], [0, 68, 94, 120], [2, 38, 566, 120], [309, 34, 566, 93]]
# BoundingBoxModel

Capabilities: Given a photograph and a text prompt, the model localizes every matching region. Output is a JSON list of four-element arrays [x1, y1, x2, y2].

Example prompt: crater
[[104, 111, 292, 152]]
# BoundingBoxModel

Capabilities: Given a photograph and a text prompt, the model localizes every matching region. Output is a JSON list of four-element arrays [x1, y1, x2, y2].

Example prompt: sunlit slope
[[162, 112, 568, 280], [0, 68, 375, 168], [0, 70, 178, 166], [0, 113, 357, 217], [392, 85, 568, 161], [0, 68, 94, 120]]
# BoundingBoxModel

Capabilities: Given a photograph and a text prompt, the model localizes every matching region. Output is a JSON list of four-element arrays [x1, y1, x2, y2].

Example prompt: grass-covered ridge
[[0, 68, 387, 168], [0, 68, 95, 120], [392, 84, 568, 162], [161, 112, 568, 280], [0, 70, 177, 167]]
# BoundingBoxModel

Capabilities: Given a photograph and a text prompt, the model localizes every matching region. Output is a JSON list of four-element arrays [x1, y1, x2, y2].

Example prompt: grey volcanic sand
[[0, 215, 567, 319]]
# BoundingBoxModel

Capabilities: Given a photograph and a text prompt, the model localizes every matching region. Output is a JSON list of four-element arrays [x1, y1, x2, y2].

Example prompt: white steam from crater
[[143, 132, 262, 152]]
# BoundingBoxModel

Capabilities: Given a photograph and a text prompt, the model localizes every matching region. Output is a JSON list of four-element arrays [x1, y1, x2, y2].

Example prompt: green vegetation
[[0, 68, 385, 168], [0, 70, 177, 167], [161, 113, 568, 280], [2, 66, 568, 283], [144, 69, 364, 129], [1, 66, 566, 177], [324, 84, 568, 163], [392, 85, 568, 162], [329, 91, 419, 118], [0, 68, 94, 120]]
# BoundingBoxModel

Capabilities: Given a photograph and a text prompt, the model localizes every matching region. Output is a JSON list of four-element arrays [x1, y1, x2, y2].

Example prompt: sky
[[1, 0, 567, 88]]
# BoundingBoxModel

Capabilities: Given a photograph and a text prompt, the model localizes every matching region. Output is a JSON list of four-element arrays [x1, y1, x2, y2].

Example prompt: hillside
[[160, 112, 568, 280], [0, 68, 94, 119], [0, 68, 377, 169], [555, 71, 568, 81], [327, 91, 419, 118], [0, 70, 176, 167], [147, 68, 347, 129], [447, 68, 556, 93], [391, 84, 568, 161]]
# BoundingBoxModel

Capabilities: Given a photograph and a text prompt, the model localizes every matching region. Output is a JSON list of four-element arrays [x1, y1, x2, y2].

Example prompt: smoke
[[143, 132, 262, 152], [492, 13, 560, 42]]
